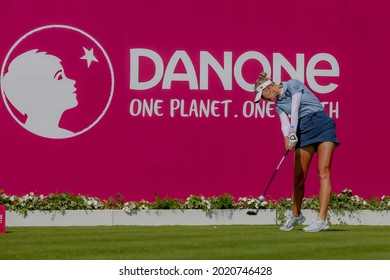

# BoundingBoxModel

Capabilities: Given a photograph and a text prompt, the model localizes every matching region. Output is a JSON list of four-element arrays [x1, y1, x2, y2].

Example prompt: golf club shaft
[[262, 149, 290, 197], [247, 149, 290, 215]]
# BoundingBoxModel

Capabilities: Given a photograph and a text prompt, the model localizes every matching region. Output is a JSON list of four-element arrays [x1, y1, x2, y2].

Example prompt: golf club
[[247, 149, 290, 215]]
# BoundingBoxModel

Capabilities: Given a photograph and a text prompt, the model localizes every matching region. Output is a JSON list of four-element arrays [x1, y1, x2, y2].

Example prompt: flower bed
[[1, 189, 390, 217], [2, 189, 390, 226]]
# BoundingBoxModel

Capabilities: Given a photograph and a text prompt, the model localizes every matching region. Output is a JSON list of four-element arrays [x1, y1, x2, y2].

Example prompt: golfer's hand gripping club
[[288, 131, 298, 149]]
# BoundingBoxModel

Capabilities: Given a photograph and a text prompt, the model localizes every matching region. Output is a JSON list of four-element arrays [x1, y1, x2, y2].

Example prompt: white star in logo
[[80, 47, 98, 68]]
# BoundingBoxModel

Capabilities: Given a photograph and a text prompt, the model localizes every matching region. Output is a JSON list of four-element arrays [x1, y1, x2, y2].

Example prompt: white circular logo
[[1, 25, 114, 139]]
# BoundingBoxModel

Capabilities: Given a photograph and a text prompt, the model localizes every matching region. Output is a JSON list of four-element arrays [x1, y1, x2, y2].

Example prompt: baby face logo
[[0, 25, 114, 139]]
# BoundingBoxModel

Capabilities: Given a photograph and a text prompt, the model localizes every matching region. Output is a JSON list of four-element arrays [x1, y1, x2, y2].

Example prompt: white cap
[[254, 80, 272, 103]]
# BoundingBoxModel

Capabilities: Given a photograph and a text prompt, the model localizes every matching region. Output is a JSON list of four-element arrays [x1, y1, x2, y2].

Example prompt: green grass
[[1, 225, 390, 259]]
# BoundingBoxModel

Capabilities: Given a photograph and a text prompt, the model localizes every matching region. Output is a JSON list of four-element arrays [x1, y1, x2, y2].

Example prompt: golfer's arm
[[279, 112, 290, 137], [290, 92, 302, 132]]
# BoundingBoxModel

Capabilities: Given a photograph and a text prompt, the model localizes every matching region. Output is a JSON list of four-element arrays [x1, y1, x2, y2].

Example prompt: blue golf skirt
[[296, 110, 340, 149]]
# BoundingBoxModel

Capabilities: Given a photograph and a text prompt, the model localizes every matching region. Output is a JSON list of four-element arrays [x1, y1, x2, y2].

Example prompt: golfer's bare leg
[[293, 146, 314, 217], [317, 142, 335, 220]]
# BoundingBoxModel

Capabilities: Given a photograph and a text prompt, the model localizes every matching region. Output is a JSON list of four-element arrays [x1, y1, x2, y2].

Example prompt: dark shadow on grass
[[325, 228, 349, 232]]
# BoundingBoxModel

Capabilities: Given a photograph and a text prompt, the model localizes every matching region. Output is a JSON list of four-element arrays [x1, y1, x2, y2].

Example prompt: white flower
[[123, 202, 138, 213]]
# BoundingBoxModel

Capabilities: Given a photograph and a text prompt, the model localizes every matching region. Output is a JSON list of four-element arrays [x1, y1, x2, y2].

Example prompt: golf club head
[[246, 210, 258, 215]]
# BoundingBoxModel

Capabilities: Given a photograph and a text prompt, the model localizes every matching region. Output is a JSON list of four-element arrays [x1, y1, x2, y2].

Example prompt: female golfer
[[253, 72, 339, 232]]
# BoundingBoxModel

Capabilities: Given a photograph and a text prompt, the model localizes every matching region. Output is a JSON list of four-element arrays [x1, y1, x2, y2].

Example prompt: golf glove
[[288, 132, 298, 148]]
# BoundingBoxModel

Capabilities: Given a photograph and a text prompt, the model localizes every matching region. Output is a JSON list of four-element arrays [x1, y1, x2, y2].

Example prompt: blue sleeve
[[287, 79, 304, 95]]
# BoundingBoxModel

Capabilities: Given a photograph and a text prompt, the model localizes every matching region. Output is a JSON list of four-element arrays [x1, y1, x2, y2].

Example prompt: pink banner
[[0, 0, 389, 201]]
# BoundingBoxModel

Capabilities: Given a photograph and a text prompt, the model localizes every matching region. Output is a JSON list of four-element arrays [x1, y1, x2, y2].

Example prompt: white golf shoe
[[279, 213, 305, 231], [303, 218, 329, 232]]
